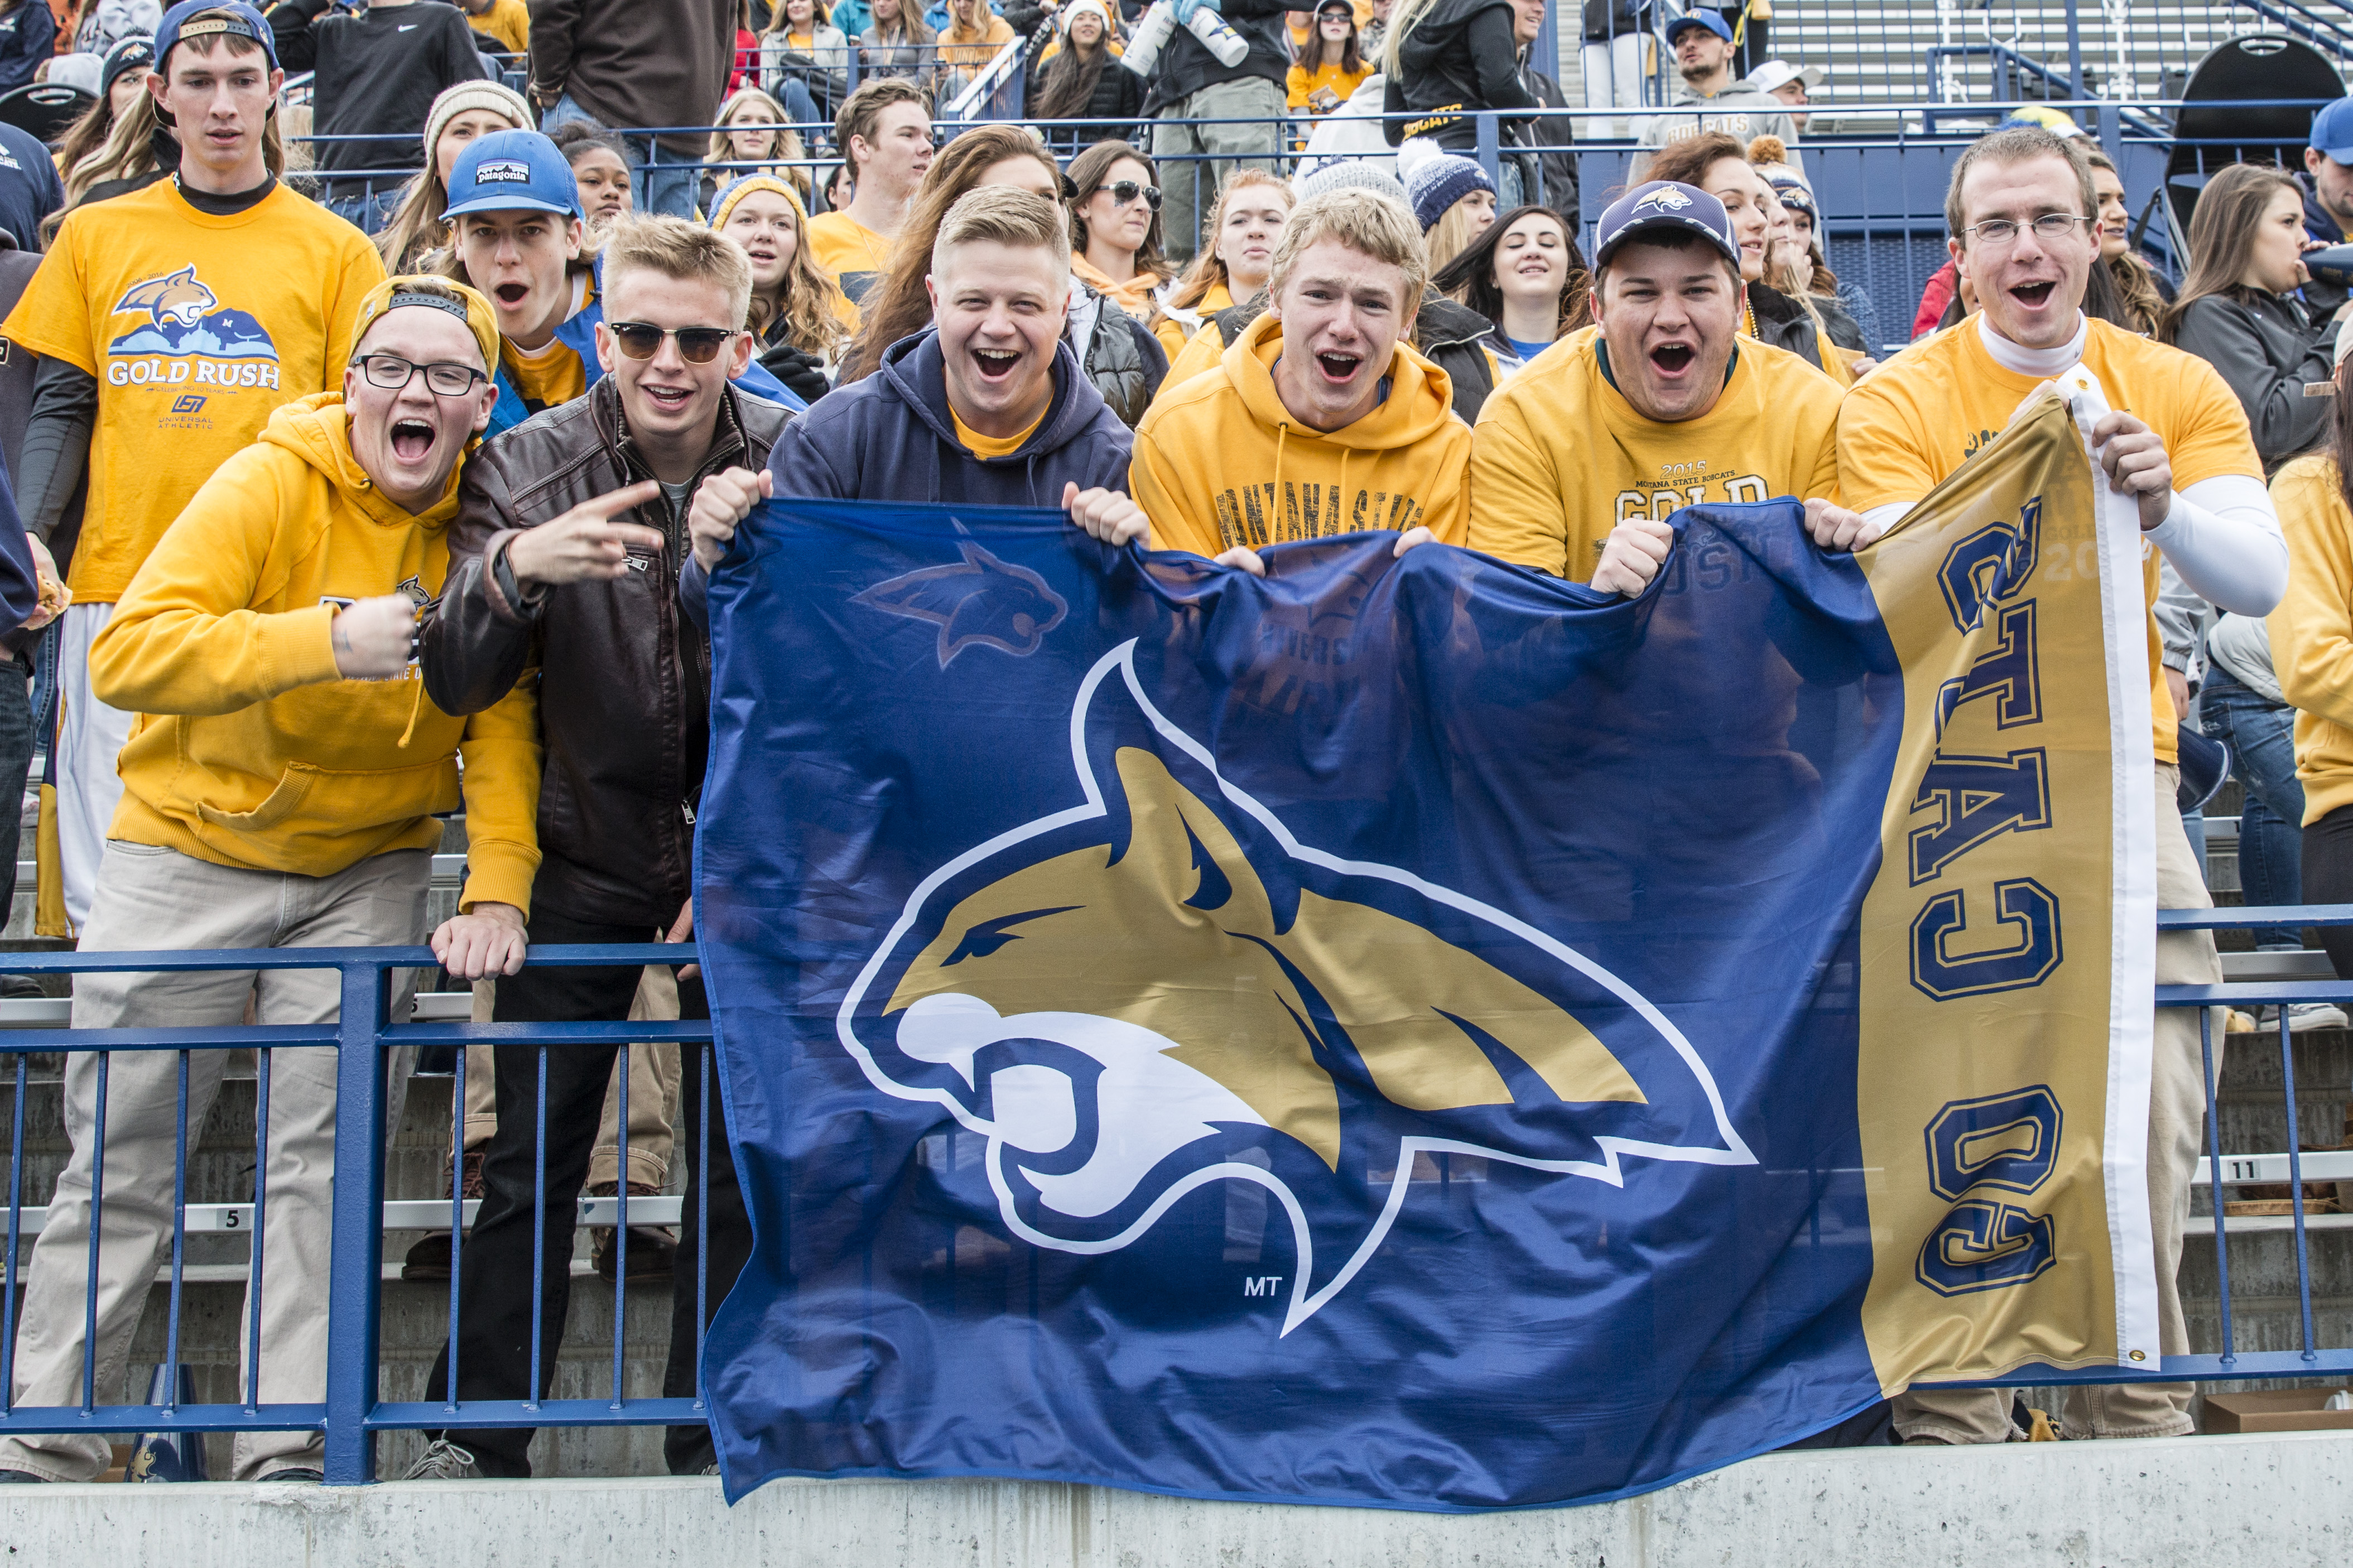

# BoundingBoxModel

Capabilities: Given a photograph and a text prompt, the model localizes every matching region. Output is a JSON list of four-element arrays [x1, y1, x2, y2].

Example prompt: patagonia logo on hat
[[475, 160, 532, 185]]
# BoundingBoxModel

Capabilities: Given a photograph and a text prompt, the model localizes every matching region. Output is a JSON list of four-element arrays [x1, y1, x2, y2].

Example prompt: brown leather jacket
[[421, 376, 792, 930]]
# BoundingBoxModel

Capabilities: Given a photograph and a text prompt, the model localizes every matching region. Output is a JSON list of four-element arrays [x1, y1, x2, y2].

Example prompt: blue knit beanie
[[1399, 138, 1495, 231]]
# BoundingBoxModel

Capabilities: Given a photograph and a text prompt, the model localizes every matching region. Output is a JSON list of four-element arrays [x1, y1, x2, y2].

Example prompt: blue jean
[[325, 185, 403, 235], [541, 94, 702, 219], [2201, 663, 2306, 949]]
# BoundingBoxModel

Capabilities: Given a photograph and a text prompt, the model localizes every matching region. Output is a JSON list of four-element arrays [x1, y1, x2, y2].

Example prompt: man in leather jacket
[[409, 215, 790, 1482]]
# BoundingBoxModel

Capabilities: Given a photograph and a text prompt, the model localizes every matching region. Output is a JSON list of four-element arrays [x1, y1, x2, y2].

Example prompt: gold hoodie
[[1132, 311, 1473, 557], [90, 392, 541, 912], [2272, 453, 2353, 826]]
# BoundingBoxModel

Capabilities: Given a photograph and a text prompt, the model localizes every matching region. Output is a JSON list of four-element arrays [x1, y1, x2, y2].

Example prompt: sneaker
[[401, 1440, 480, 1481], [401, 1151, 487, 1283], [2257, 1003, 2350, 1034], [0, 976, 44, 1000], [590, 1182, 676, 1283], [257, 1468, 324, 1482]]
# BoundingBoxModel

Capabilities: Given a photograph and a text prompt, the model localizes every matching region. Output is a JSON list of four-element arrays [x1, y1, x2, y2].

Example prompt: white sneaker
[[2258, 1003, 2350, 1033], [401, 1440, 480, 1481]]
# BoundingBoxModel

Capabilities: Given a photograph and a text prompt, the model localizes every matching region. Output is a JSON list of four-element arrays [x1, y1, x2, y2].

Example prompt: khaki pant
[[1151, 76, 1286, 265], [0, 842, 426, 1482], [1893, 764, 2220, 1442], [461, 967, 679, 1189]]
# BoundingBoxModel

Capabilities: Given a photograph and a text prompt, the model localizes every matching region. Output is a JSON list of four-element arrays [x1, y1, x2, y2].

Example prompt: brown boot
[[589, 1181, 676, 1282], [401, 1150, 487, 1282]]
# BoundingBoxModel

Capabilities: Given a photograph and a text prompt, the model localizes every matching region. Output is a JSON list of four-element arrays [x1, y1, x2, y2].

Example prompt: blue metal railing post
[[1474, 110, 1501, 187], [2062, 0, 2087, 126], [322, 958, 391, 1485]]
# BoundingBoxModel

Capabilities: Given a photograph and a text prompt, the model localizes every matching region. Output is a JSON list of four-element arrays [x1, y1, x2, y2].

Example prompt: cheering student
[[683, 186, 1135, 620], [1157, 169, 1294, 355], [1430, 200, 1590, 366], [1640, 131, 1842, 378], [807, 76, 934, 310], [1837, 123, 2283, 1448], [410, 216, 793, 1484], [437, 129, 604, 428], [1067, 139, 1171, 324], [1086, 188, 1472, 562], [839, 125, 1166, 427], [1468, 181, 1858, 587], [3, 0, 386, 939], [373, 79, 535, 273], [1158, 163, 1512, 423], [0, 277, 536, 1488]]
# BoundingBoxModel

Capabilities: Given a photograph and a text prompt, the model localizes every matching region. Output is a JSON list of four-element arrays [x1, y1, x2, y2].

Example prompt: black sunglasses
[[1094, 180, 1162, 212], [605, 321, 739, 363], [352, 353, 487, 397]]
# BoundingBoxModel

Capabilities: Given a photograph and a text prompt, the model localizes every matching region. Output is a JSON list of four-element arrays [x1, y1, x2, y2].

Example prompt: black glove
[[757, 341, 833, 406]]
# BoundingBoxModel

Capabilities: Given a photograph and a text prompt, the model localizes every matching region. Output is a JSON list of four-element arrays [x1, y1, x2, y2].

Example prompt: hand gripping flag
[[691, 386, 2154, 1509]]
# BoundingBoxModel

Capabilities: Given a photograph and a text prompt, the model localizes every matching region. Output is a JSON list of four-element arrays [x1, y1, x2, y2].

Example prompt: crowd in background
[[0, 0, 2337, 1484]]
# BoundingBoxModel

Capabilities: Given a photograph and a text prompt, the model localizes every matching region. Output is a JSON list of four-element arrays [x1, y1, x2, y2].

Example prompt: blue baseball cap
[[1595, 180, 1742, 269], [154, 1, 277, 74], [1664, 8, 1735, 45], [442, 129, 583, 222], [2313, 97, 2353, 165]]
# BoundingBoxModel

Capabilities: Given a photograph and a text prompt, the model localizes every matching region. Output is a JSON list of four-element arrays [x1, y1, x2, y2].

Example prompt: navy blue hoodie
[[681, 329, 1133, 623]]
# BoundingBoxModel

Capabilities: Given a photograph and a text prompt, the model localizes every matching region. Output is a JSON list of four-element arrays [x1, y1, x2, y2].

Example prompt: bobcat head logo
[[113, 266, 218, 329], [838, 643, 1754, 1333]]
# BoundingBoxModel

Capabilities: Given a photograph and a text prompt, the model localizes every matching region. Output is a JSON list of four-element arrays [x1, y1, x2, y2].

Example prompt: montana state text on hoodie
[[88, 393, 541, 910], [1130, 312, 1473, 557]]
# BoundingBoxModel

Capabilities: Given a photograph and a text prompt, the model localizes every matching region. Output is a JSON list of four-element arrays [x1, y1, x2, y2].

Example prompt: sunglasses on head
[[605, 321, 739, 363], [1095, 180, 1162, 212]]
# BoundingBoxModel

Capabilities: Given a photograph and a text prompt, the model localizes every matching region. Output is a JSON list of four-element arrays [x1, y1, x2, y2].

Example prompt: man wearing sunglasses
[[0, 277, 541, 1488], [411, 214, 791, 1483]]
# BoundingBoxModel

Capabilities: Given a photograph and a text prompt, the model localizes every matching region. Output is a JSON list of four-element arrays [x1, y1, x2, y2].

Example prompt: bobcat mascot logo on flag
[[838, 641, 1756, 1334]]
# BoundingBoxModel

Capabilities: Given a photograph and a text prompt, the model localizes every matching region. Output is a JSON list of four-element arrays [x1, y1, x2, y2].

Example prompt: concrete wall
[[7, 1430, 2353, 1567]]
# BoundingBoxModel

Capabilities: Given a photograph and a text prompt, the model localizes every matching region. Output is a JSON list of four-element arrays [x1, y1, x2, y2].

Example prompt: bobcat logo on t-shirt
[[103, 264, 283, 393]]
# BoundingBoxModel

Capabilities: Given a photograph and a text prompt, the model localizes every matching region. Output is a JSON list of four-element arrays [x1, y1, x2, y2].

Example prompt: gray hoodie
[[1635, 75, 1805, 170]]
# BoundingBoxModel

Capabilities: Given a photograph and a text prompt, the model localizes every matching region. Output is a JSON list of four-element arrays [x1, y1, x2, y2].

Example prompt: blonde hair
[[708, 86, 810, 197], [1380, 0, 1438, 74], [1167, 168, 1294, 312], [1422, 196, 1487, 278], [1267, 187, 1426, 313], [600, 214, 757, 329], [54, 89, 160, 234], [714, 180, 853, 358], [932, 185, 1070, 275]]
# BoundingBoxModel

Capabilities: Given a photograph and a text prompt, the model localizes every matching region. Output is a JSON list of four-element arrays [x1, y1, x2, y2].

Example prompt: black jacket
[[1032, 48, 1147, 149], [2170, 289, 2337, 474], [2300, 171, 2349, 319], [421, 377, 793, 928], [1206, 293, 1499, 424], [270, 0, 489, 196], [1382, 0, 1537, 151], [1746, 283, 1827, 374], [1070, 286, 1168, 428], [1147, 0, 1288, 107]]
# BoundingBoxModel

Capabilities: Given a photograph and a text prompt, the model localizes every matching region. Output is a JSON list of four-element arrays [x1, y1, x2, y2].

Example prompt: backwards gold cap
[[349, 276, 502, 379]]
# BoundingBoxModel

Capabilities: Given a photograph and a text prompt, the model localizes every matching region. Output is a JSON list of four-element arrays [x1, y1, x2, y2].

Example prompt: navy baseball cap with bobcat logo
[[443, 129, 583, 222], [155, 1, 280, 73], [1594, 181, 1741, 268]]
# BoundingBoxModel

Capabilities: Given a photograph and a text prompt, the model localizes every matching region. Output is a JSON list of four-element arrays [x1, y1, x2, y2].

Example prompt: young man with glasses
[[1837, 123, 2285, 1446], [2, 1, 386, 939], [0, 277, 539, 1487], [409, 214, 792, 1482]]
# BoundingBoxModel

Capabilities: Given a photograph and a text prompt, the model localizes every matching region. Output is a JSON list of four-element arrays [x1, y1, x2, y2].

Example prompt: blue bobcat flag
[[694, 395, 2153, 1509]]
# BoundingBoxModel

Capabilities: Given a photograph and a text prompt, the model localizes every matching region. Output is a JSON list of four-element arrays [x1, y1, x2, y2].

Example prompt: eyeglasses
[[1959, 212, 2089, 248], [605, 321, 740, 362], [351, 354, 488, 397], [1094, 180, 1162, 212]]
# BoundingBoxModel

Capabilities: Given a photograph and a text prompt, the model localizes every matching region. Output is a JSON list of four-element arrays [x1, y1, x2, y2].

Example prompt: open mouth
[[973, 347, 1021, 383], [2010, 279, 2057, 307], [641, 383, 695, 413], [493, 282, 530, 307], [1315, 351, 1361, 384], [1649, 343, 1695, 375], [389, 418, 436, 462]]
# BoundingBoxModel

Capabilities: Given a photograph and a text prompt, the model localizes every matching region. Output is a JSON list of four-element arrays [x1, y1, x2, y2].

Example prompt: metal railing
[[0, 941, 709, 1484], [3, 904, 2352, 1478]]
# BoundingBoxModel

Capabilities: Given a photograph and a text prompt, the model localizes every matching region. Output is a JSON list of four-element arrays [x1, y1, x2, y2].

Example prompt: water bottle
[[1119, 1, 1178, 76], [1121, 1, 1249, 76], [2305, 242, 2353, 290]]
